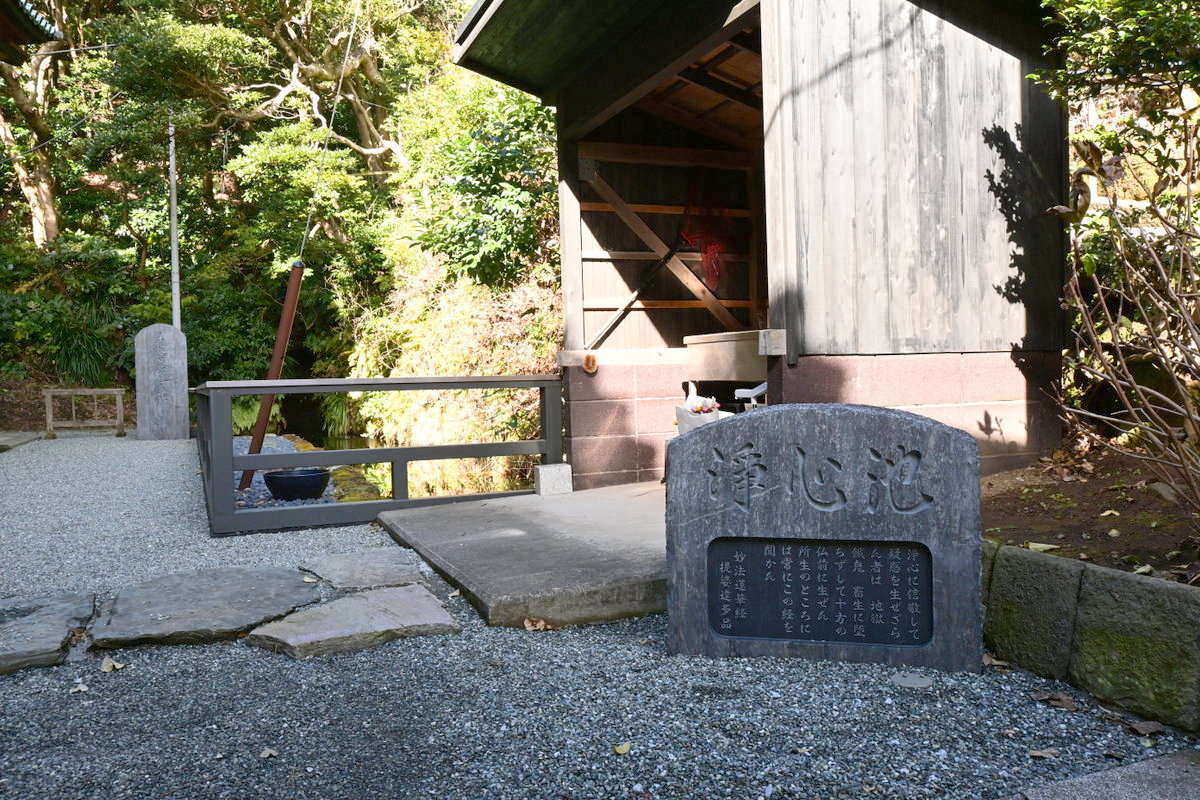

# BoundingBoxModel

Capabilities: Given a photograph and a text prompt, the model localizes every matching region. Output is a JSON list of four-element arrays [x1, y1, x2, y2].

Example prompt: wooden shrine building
[[455, 0, 1066, 488]]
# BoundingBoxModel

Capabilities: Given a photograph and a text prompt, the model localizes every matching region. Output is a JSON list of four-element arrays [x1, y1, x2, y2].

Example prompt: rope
[[297, 0, 363, 260]]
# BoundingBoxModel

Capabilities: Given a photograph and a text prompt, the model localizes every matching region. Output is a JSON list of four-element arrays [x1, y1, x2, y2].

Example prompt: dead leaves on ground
[[1127, 719, 1165, 737], [1029, 747, 1061, 759], [523, 617, 559, 632], [100, 656, 126, 673], [1030, 690, 1083, 712]]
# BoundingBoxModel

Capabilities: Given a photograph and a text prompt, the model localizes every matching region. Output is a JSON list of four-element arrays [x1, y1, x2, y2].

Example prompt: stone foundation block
[[535, 463, 573, 496], [984, 547, 1084, 680], [1070, 564, 1200, 731]]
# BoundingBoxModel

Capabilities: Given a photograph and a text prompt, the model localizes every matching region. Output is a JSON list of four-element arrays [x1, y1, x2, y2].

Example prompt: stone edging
[[281, 434, 382, 502], [983, 540, 1200, 731]]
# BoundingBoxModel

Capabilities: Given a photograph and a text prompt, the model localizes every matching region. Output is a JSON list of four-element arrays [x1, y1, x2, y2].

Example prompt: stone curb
[[985, 545, 1200, 731]]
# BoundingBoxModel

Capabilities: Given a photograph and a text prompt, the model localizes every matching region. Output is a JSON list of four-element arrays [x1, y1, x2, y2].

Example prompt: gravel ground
[[0, 436, 1196, 799], [0, 605, 1194, 800], [0, 436, 388, 597]]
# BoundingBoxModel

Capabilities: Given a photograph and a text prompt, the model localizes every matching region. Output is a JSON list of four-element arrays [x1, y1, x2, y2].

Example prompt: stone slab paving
[[299, 549, 425, 590], [0, 593, 94, 674], [999, 749, 1200, 799], [0, 431, 39, 452], [377, 482, 667, 627], [246, 584, 461, 658], [91, 567, 319, 648]]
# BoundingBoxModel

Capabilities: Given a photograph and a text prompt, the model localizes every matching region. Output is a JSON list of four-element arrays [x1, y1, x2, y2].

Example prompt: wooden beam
[[678, 67, 763, 112], [581, 201, 752, 218], [577, 141, 751, 170], [635, 97, 759, 149], [558, 129, 585, 350], [584, 299, 753, 310], [582, 169, 744, 332], [582, 250, 750, 262], [559, 0, 760, 139], [729, 30, 761, 55]]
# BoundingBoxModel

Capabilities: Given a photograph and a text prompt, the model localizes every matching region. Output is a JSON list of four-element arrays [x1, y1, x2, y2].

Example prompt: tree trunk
[[0, 109, 59, 246]]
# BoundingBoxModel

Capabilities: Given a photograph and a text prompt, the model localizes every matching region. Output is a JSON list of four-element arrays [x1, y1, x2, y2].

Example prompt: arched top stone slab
[[134, 323, 189, 440], [665, 403, 982, 673]]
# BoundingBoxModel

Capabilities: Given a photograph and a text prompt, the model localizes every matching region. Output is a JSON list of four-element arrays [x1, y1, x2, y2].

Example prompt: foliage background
[[0, 0, 561, 492]]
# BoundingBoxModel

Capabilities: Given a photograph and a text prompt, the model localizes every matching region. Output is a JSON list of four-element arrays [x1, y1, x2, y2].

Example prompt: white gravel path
[[0, 435, 390, 597]]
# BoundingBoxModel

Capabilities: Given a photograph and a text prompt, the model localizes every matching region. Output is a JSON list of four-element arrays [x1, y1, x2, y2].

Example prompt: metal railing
[[194, 376, 563, 536]]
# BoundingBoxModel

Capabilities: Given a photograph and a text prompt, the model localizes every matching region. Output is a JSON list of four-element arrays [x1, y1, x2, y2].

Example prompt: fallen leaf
[[1129, 720, 1165, 736], [1001, 729, 1017, 737], [982, 653, 1009, 667], [1105, 751, 1125, 760], [302, 577, 319, 583], [100, 656, 125, 673], [1029, 748, 1060, 759], [68, 683, 88, 694], [791, 746, 812, 754], [523, 617, 558, 631], [448, 589, 461, 598], [1100, 509, 1120, 517], [1133, 565, 1153, 575], [485, 657, 503, 667], [1108, 529, 1121, 538], [1140, 737, 1156, 748], [260, 748, 279, 759], [612, 741, 631, 755], [1025, 542, 1061, 553], [1030, 691, 1081, 712], [1078, 553, 1091, 561]]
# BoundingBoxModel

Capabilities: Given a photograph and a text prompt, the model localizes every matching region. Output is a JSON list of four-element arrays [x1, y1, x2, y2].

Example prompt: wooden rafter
[[635, 97, 759, 149], [581, 166, 743, 333], [729, 31, 761, 55], [678, 68, 762, 112], [578, 141, 752, 170]]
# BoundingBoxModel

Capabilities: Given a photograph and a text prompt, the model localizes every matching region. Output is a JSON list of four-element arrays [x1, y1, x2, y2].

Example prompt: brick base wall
[[769, 351, 1061, 474], [563, 350, 1060, 488], [563, 363, 687, 490]]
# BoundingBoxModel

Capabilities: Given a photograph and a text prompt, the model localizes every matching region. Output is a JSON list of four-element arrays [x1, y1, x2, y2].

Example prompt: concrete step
[[1000, 749, 1200, 800], [377, 482, 667, 627]]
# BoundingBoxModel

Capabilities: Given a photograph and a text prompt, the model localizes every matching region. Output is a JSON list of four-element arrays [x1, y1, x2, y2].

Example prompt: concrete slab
[[377, 482, 666, 627], [1001, 749, 1200, 800], [0, 432, 39, 453], [245, 585, 460, 658]]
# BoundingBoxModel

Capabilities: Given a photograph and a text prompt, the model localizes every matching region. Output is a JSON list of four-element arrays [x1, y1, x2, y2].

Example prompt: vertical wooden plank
[[944, 17, 972, 350], [814, 0, 856, 353], [761, 0, 792, 349], [881, 0, 920, 352], [558, 128, 585, 350], [792, 0, 826, 356], [850, 0, 888, 353], [915, 0, 948, 351], [748, 161, 767, 329]]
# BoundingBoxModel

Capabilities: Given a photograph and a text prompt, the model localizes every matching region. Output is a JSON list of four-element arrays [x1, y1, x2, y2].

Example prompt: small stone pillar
[[134, 324, 189, 440]]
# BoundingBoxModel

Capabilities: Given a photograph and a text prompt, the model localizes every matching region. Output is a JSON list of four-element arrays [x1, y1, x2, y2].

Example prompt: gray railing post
[[391, 460, 409, 500], [540, 382, 563, 464], [208, 388, 236, 524]]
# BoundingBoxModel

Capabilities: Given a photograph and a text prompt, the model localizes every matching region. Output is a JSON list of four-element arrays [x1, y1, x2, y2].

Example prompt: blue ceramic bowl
[[263, 467, 331, 500]]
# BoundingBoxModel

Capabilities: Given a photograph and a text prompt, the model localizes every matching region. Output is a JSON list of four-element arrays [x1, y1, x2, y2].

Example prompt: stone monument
[[134, 324, 189, 440], [666, 404, 981, 672]]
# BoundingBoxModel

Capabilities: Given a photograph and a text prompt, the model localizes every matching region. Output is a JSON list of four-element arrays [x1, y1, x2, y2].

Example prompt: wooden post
[[238, 261, 306, 490]]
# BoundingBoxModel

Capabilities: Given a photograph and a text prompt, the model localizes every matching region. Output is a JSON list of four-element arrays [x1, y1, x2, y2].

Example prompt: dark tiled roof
[[0, 0, 63, 65]]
